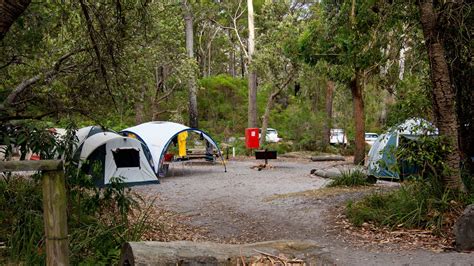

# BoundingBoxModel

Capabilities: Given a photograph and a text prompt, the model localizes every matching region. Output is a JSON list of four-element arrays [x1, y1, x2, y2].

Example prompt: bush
[[0, 173, 152, 265], [346, 181, 470, 234], [346, 134, 474, 234], [328, 169, 374, 187], [0, 176, 45, 265], [198, 75, 248, 135], [261, 141, 293, 155], [0, 123, 152, 265]]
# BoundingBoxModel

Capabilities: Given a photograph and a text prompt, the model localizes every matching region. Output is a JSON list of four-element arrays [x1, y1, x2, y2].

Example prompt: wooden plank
[[0, 160, 62, 172], [42, 170, 69, 266]]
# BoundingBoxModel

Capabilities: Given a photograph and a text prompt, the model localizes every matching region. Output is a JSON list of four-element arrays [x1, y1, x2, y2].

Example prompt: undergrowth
[[346, 180, 471, 234], [346, 135, 474, 235], [328, 169, 375, 187], [0, 122, 154, 265], [0, 174, 154, 265]]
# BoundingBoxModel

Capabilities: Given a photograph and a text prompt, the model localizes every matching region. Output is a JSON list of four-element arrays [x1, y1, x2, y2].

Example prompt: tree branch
[[0, 55, 21, 70], [0, 0, 31, 41], [3, 48, 86, 107], [79, 0, 118, 112]]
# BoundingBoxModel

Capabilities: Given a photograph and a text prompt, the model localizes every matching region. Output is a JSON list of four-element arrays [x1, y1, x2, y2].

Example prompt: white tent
[[76, 131, 157, 186], [76, 126, 113, 146], [120, 121, 225, 174]]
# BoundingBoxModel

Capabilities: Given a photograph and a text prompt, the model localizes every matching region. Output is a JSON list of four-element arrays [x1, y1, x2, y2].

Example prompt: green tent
[[367, 118, 438, 179]]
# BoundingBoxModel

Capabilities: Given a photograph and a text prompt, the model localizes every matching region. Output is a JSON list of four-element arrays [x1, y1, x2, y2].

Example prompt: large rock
[[454, 204, 474, 251], [119, 240, 333, 265]]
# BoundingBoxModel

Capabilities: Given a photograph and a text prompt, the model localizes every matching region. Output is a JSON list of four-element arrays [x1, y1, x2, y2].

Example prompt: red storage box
[[245, 128, 260, 149]]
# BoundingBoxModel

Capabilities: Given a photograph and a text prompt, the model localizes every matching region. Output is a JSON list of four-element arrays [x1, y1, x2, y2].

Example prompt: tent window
[[112, 148, 140, 168]]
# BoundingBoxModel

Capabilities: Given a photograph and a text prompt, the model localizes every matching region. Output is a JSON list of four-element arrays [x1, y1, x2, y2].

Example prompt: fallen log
[[0, 160, 63, 172], [119, 240, 333, 265], [310, 155, 345, 161]]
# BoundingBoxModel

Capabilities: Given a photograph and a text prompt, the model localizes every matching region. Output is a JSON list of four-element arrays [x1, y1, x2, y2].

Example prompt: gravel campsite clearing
[[133, 158, 474, 265]]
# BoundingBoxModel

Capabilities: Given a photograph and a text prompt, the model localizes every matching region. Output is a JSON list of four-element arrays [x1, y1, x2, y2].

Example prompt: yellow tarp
[[178, 131, 188, 157]]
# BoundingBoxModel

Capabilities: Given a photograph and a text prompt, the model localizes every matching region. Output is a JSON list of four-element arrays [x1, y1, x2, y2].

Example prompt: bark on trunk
[[323, 80, 335, 148], [259, 75, 294, 147], [259, 91, 277, 147], [240, 47, 246, 78], [183, 0, 198, 128], [351, 71, 365, 165], [135, 85, 146, 124], [247, 0, 258, 128], [419, 0, 464, 191], [152, 66, 165, 120], [229, 30, 236, 77], [0, 0, 31, 40]]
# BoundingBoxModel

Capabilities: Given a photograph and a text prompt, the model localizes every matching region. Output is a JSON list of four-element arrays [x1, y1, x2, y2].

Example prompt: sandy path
[[133, 159, 474, 265]]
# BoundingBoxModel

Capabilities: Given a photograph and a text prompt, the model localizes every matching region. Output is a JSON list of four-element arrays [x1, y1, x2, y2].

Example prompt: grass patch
[[328, 169, 375, 187], [265, 186, 376, 202], [346, 180, 472, 234]]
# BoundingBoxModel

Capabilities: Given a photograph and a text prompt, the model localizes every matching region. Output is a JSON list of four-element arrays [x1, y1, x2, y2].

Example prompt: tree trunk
[[183, 0, 198, 128], [351, 71, 365, 165], [152, 66, 164, 120], [0, 0, 31, 40], [229, 30, 236, 77], [418, 0, 464, 191], [259, 92, 277, 147], [323, 80, 335, 148], [240, 47, 246, 78], [247, 0, 258, 128], [259, 75, 294, 147], [135, 85, 146, 124]]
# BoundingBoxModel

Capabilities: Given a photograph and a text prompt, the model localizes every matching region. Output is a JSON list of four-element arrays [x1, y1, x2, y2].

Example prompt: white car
[[330, 129, 348, 145], [259, 128, 281, 143], [365, 133, 379, 146]]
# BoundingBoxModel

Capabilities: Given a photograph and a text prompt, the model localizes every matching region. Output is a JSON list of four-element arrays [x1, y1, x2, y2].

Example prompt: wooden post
[[42, 169, 69, 266], [1, 160, 69, 265]]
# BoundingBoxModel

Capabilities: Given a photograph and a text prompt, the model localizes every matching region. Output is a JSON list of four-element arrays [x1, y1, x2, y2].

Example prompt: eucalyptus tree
[[0, 1, 180, 127], [182, 0, 199, 128], [417, 0, 469, 191], [300, 0, 394, 165], [247, 0, 258, 128], [253, 1, 307, 146]]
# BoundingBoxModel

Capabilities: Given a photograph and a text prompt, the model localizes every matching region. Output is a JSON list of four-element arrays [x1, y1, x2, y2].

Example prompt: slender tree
[[183, 0, 199, 128], [247, 0, 258, 128], [323, 80, 335, 147]]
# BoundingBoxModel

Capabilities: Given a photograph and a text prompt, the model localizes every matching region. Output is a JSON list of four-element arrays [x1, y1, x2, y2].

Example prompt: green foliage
[[0, 176, 45, 265], [260, 142, 293, 155], [0, 122, 58, 160], [269, 102, 325, 151], [386, 74, 433, 127], [328, 169, 374, 187], [347, 133, 474, 233], [0, 124, 151, 265], [198, 74, 248, 135], [395, 135, 451, 182], [346, 181, 470, 233]]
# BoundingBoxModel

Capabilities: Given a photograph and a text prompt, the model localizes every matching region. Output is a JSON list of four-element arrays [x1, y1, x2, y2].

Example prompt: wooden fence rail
[[0, 160, 69, 266]]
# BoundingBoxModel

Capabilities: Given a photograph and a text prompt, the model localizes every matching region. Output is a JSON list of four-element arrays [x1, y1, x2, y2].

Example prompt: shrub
[[346, 134, 474, 234], [0, 123, 152, 265], [328, 169, 374, 187], [346, 181, 469, 234]]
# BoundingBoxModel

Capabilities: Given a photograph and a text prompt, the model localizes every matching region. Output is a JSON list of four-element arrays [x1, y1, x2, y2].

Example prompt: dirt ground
[[132, 158, 474, 265]]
